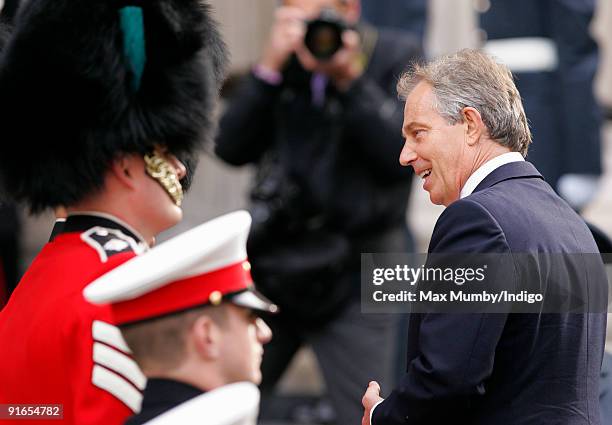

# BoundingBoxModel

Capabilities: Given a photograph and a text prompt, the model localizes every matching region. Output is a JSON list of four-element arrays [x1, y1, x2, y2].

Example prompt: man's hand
[[297, 29, 365, 91], [259, 7, 307, 73], [361, 381, 383, 425]]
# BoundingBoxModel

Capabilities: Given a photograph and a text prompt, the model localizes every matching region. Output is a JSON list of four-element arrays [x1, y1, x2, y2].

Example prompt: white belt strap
[[483, 37, 558, 73]]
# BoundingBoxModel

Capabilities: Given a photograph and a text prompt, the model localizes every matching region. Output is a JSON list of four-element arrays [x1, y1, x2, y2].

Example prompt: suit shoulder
[[430, 199, 510, 253], [436, 198, 499, 228]]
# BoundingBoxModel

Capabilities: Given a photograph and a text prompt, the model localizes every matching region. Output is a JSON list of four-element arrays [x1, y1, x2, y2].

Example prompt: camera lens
[[304, 10, 346, 60]]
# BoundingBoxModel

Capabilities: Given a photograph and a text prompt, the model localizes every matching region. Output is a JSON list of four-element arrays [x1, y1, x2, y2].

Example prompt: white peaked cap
[[83, 210, 277, 325]]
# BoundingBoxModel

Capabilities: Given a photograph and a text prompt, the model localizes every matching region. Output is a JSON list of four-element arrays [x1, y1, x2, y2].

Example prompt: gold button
[[209, 291, 222, 306], [242, 261, 251, 271]]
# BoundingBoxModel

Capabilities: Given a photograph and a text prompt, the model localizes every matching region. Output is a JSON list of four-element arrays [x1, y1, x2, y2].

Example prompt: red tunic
[[0, 216, 147, 424]]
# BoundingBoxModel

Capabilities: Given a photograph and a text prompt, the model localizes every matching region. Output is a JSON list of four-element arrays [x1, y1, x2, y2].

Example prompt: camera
[[304, 8, 348, 60]]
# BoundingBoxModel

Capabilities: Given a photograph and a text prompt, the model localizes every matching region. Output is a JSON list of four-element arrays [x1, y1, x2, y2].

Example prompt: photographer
[[215, 0, 422, 423]]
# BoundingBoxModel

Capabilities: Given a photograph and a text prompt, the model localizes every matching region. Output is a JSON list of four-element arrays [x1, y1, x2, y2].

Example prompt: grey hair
[[397, 49, 532, 156]]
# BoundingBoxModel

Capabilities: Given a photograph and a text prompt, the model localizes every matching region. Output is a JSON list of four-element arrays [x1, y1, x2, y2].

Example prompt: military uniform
[[84, 211, 274, 425], [0, 215, 147, 424], [125, 379, 202, 424], [361, 0, 427, 45], [478, 0, 602, 190], [0, 0, 226, 422], [127, 380, 259, 425]]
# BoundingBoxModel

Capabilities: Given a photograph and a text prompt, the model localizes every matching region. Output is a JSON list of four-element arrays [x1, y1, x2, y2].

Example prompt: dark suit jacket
[[372, 161, 607, 425]]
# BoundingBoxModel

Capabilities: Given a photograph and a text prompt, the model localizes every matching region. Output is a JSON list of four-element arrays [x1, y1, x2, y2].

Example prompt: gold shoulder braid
[[144, 151, 184, 207], [356, 23, 378, 73]]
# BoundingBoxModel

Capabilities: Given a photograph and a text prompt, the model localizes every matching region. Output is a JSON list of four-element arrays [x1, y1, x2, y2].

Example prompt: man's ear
[[462, 107, 485, 147], [110, 155, 139, 190], [191, 315, 221, 360]]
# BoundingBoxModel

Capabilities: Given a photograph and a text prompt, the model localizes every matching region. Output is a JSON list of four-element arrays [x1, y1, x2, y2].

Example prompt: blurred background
[[2, 0, 612, 424], [15, 0, 612, 257]]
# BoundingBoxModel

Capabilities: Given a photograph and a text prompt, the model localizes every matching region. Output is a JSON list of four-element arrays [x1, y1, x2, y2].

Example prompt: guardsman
[[0, 0, 226, 423], [84, 211, 276, 425], [477, 0, 602, 208]]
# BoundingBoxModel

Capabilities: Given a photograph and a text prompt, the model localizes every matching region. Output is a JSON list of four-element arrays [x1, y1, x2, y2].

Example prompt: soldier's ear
[[191, 314, 221, 360], [109, 154, 139, 190]]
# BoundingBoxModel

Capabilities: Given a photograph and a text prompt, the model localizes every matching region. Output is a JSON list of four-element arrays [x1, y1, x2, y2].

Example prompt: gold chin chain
[[144, 152, 184, 207]]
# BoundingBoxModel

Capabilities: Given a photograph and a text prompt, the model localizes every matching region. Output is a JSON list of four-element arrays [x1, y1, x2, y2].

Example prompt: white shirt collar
[[460, 152, 525, 199]]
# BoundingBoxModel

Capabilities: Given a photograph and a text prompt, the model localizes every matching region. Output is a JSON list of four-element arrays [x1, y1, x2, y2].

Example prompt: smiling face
[[400, 81, 472, 206]]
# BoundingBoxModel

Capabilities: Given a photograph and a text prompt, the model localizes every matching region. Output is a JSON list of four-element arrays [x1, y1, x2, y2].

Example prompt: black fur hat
[[0, 0, 227, 211]]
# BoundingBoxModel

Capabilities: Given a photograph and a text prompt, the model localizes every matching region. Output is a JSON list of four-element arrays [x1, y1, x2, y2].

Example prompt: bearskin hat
[[0, 0, 227, 212]]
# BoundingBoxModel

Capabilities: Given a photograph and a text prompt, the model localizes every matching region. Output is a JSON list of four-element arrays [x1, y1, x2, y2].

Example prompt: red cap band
[[111, 260, 253, 324]]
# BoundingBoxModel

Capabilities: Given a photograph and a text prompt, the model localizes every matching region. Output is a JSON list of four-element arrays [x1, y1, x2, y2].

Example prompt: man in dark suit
[[361, 49, 608, 424]]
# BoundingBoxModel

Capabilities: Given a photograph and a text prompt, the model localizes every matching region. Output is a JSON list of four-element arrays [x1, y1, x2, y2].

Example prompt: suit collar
[[472, 161, 544, 194], [460, 152, 524, 199]]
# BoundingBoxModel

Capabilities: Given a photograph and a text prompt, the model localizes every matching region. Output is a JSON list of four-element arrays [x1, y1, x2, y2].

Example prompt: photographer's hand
[[297, 29, 365, 92], [259, 7, 307, 73]]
